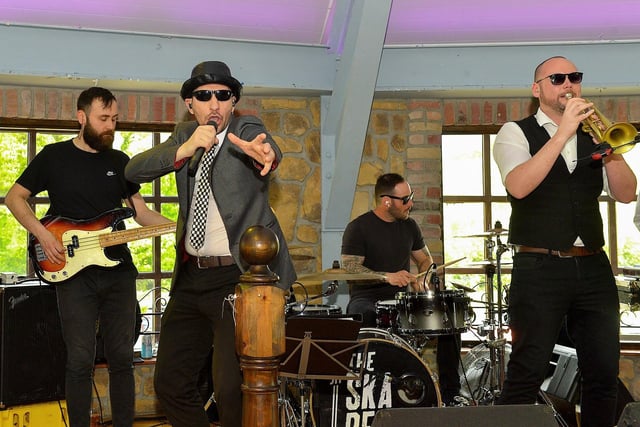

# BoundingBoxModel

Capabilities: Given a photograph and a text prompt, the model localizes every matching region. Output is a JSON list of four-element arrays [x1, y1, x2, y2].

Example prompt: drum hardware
[[456, 220, 512, 405], [286, 280, 340, 316]]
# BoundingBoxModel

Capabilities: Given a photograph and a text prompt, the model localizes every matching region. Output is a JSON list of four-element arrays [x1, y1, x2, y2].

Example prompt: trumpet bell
[[603, 122, 638, 154], [581, 99, 638, 153]]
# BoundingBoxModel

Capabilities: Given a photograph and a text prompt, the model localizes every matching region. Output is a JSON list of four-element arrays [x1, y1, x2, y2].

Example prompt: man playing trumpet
[[493, 56, 636, 426]]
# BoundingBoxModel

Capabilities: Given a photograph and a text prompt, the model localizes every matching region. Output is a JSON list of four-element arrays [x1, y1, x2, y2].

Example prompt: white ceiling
[[2, 0, 640, 47]]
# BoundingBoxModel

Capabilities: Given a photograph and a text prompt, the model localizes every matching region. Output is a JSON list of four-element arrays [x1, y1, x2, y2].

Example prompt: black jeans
[[154, 262, 242, 427], [497, 251, 619, 427], [55, 265, 138, 427]]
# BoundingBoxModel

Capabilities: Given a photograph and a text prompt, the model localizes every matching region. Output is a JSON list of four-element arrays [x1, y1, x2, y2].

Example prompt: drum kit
[[277, 223, 514, 426]]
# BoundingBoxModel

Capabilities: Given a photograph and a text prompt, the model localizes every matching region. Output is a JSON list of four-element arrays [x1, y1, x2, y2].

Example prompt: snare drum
[[313, 328, 441, 425], [287, 304, 342, 317], [375, 299, 398, 330], [395, 290, 470, 335]]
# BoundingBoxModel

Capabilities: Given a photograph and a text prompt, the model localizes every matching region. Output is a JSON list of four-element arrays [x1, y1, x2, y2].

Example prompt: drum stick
[[415, 256, 466, 279]]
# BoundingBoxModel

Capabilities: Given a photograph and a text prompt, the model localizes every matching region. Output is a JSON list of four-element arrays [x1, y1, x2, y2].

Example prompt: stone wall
[[3, 86, 640, 401]]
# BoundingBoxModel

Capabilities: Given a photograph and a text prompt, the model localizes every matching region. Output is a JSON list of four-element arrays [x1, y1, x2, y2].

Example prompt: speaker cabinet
[[372, 404, 558, 427], [0, 281, 66, 408]]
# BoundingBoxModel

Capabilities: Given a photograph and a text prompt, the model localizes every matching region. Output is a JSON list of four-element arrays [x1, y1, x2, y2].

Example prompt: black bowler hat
[[180, 61, 243, 101]]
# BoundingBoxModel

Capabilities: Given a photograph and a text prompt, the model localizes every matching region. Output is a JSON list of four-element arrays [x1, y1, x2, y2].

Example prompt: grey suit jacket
[[124, 115, 296, 291]]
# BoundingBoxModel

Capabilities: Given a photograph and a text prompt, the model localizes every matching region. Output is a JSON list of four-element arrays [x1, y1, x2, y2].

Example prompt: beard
[[83, 121, 114, 152]]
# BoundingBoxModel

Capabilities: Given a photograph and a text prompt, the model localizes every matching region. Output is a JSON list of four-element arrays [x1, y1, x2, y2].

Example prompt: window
[[442, 131, 640, 341], [0, 122, 176, 337]]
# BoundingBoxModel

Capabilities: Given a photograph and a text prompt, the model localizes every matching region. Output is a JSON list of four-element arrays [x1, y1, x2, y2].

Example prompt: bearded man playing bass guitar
[[5, 87, 171, 427]]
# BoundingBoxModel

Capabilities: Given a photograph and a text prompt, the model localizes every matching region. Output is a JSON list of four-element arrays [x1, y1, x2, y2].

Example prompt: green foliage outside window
[[0, 129, 177, 319]]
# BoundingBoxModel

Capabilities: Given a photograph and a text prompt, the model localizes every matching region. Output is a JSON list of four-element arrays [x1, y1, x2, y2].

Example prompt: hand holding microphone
[[188, 120, 218, 176]]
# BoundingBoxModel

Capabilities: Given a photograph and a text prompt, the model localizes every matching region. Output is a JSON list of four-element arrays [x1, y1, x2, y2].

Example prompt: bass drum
[[313, 328, 441, 426], [459, 342, 511, 402]]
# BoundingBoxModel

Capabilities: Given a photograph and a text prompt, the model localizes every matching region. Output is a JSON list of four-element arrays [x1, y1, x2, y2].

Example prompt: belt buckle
[[196, 256, 208, 269], [557, 250, 573, 258]]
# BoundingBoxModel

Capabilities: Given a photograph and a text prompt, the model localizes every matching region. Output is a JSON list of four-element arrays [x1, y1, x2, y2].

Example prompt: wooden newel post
[[235, 225, 287, 427]]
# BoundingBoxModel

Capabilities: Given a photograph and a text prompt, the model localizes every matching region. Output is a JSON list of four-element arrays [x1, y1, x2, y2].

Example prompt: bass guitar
[[29, 208, 176, 284]]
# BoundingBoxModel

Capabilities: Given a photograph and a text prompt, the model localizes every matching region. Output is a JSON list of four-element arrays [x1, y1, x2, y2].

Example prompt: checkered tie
[[189, 147, 216, 249]]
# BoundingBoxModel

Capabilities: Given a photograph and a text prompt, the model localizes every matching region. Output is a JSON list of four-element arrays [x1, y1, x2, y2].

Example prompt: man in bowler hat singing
[[125, 61, 296, 426]]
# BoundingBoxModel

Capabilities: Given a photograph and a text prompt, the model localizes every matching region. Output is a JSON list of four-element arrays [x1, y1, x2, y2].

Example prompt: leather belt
[[188, 255, 235, 269], [514, 245, 602, 257]]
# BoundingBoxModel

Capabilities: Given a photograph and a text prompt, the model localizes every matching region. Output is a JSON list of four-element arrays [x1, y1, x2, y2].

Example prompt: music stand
[[280, 316, 366, 381]]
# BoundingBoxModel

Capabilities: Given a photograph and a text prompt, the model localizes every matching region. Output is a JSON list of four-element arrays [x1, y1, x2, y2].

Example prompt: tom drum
[[395, 290, 470, 335]]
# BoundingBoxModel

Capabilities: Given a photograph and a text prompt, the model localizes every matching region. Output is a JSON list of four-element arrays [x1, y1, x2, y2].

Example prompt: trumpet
[[566, 93, 638, 154]]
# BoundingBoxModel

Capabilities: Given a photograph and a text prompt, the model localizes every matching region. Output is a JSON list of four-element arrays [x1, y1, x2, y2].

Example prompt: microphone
[[188, 120, 218, 177], [429, 264, 440, 292], [590, 142, 612, 161]]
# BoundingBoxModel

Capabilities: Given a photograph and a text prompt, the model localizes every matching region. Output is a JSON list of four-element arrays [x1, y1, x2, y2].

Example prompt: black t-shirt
[[17, 139, 141, 262], [341, 210, 425, 298]]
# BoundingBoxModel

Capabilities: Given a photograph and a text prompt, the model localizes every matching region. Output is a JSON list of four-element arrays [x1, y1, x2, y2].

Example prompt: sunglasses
[[380, 191, 414, 205], [191, 89, 234, 102], [535, 72, 583, 85]]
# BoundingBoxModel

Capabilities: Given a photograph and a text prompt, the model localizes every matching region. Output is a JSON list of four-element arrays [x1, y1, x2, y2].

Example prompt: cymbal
[[297, 268, 385, 283], [455, 228, 508, 238], [450, 282, 476, 292]]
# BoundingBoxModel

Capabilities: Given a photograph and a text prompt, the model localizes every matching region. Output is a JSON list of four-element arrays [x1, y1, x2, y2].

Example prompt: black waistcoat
[[507, 115, 605, 250]]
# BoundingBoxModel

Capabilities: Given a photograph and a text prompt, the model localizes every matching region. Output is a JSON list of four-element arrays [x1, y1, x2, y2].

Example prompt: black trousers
[[154, 263, 242, 427], [496, 251, 619, 427]]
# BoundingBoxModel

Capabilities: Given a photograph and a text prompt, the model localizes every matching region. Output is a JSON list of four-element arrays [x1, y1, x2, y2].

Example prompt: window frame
[[0, 118, 176, 333], [441, 126, 640, 345]]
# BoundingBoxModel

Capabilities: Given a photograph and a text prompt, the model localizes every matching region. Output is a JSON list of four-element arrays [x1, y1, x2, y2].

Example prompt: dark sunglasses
[[535, 72, 583, 85], [380, 191, 414, 205], [191, 89, 234, 102]]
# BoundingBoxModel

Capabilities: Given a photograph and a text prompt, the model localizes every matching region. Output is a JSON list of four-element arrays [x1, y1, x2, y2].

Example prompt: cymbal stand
[[494, 230, 510, 390], [474, 222, 509, 401]]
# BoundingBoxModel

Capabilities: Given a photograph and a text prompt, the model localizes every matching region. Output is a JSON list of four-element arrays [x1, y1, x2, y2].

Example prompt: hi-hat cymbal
[[297, 268, 385, 283]]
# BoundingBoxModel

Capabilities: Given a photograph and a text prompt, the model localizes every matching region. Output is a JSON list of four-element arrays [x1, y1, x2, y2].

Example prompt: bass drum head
[[459, 342, 511, 402], [313, 335, 441, 426]]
